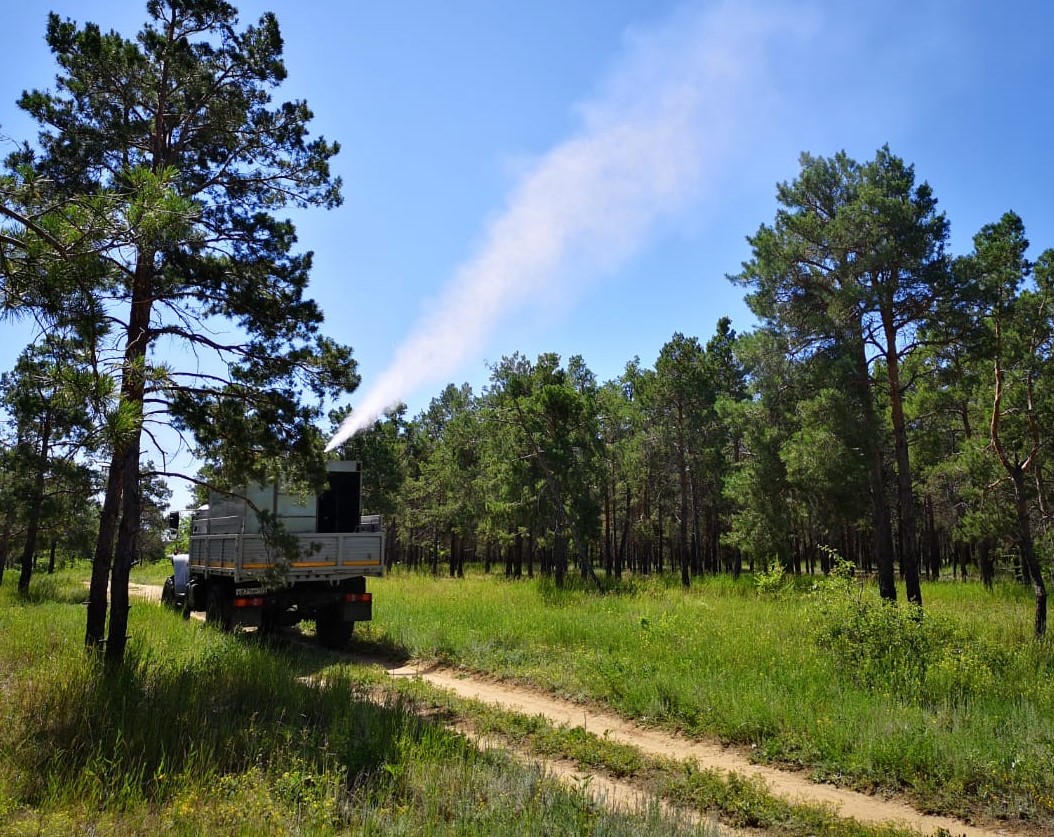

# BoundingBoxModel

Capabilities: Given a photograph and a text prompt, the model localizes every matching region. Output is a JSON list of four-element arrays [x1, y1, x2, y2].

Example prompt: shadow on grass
[[223, 620, 415, 681], [3, 629, 443, 811], [0, 574, 449, 813]]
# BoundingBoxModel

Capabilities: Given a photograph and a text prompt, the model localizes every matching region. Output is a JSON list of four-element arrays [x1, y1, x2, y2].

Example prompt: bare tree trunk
[[18, 414, 51, 595], [107, 435, 142, 662], [678, 418, 690, 588], [86, 453, 123, 649], [882, 308, 922, 605], [604, 478, 613, 577], [0, 508, 12, 585], [654, 495, 663, 574], [615, 485, 630, 580], [976, 539, 994, 590], [578, 539, 591, 581], [102, 251, 155, 662], [1011, 469, 1047, 638], [553, 531, 567, 586], [924, 499, 941, 581], [855, 339, 897, 601], [989, 304, 1046, 636]]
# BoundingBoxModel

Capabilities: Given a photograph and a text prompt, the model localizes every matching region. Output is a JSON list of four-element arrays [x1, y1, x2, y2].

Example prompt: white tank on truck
[[162, 460, 383, 648]]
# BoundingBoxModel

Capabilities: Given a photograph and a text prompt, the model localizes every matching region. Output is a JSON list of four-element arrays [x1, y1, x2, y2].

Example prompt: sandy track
[[385, 663, 1018, 837], [453, 721, 731, 835], [131, 583, 1022, 835], [128, 582, 163, 602]]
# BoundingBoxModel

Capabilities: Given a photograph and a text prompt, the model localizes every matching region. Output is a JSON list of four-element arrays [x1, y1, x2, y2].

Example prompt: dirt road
[[385, 661, 1017, 837], [134, 583, 1021, 836]]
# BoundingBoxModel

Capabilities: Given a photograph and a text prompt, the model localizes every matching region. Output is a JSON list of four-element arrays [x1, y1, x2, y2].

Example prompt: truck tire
[[205, 585, 232, 632], [258, 606, 280, 638], [161, 576, 176, 609], [315, 604, 352, 649]]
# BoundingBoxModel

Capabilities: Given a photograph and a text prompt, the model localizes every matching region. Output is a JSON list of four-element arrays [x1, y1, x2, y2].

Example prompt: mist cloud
[[327, 1, 806, 449]]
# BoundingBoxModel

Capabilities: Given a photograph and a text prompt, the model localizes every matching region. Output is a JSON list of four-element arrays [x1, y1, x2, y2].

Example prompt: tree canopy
[[3, 13, 1051, 651], [3, 0, 357, 660]]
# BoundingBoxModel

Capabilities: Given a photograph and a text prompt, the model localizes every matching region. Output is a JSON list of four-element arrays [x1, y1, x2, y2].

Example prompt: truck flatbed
[[167, 460, 383, 648]]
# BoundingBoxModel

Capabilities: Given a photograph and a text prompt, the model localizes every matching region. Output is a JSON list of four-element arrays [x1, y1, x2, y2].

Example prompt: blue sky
[[2, 2, 1054, 479]]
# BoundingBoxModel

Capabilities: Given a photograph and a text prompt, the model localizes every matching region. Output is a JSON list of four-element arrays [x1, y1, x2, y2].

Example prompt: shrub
[[810, 560, 1008, 708], [754, 561, 788, 598]]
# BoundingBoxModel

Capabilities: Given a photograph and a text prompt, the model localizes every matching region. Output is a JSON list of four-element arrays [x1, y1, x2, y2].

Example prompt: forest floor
[[130, 582, 1024, 836]]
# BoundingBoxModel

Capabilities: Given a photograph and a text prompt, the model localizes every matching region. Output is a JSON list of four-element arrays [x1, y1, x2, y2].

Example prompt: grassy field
[[362, 568, 1054, 830], [130, 558, 178, 585], [3, 563, 1050, 834], [0, 569, 716, 835]]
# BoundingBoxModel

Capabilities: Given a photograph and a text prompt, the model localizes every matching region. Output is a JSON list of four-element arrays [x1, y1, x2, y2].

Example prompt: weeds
[[0, 569, 717, 835], [753, 561, 788, 597], [369, 670, 921, 837], [810, 563, 1035, 709], [372, 567, 1054, 828]]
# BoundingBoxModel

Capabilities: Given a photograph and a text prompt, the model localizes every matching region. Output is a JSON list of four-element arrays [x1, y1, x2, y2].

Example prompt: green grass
[[0, 568, 717, 836], [6, 564, 1049, 833], [354, 666, 922, 837], [364, 567, 1054, 829], [130, 557, 177, 585]]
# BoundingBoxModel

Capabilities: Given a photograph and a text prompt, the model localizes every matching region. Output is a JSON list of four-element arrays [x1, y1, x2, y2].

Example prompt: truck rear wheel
[[205, 585, 232, 632], [315, 604, 352, 649], [258, 605, 281, 638]]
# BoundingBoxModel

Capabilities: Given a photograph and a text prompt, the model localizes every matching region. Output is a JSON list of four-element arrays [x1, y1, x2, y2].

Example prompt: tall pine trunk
[[86, 454, 123, 649], [1011, 468, 1047, 638], [676, 404, 690, 588], [882, 299, 922, 605], [104, 255, 154, 662], [18, 414, 51, 594], [855, 339, 897, 601], [0, 508, 12, 585]]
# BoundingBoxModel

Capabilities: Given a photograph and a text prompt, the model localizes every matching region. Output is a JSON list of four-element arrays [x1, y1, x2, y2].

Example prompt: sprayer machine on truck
[[161, 461, 383, 648]]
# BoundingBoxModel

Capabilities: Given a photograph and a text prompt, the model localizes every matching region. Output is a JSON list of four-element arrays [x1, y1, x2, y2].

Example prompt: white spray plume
[[327, 1, 805, 450]]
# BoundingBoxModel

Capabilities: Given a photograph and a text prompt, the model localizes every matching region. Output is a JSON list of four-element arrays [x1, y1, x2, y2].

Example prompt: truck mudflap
[[231, 594, 265, 628], [343, 592, 372, 622]]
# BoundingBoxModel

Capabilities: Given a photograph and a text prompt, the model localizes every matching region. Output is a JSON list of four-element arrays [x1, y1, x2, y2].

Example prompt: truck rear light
[[234, 597, 265, 608], [345, 592, 372, 603]]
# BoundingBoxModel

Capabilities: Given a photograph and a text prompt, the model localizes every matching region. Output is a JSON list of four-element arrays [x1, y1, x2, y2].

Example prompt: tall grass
[[366, 567, 1054, 827], [0, 569, 715, 835], [129, 557, 177, 585]]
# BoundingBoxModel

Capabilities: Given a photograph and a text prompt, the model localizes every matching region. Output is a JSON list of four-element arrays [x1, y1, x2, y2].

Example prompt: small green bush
[[813, 592, 935, 701], [811, 562, 1013, 709], [754, 562, 788, 598]]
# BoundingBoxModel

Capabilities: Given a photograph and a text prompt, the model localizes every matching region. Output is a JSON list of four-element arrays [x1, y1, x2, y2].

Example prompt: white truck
[[161, 461, 383, 648]]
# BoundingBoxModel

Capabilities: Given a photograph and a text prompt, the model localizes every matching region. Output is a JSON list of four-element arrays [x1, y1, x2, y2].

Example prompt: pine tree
[[11, 1, 356, 659]]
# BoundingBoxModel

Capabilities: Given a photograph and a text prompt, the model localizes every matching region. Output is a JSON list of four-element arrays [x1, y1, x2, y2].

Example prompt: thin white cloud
[[327, 0, 812, 449]]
